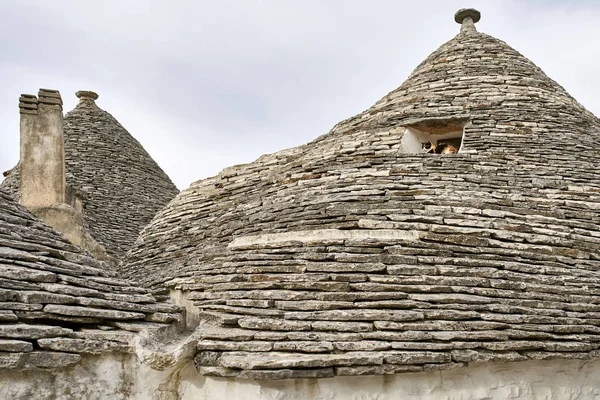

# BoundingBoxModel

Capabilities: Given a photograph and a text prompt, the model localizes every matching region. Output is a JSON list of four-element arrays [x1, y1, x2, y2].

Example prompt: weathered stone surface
[[195, 351, 222, 366], [228, 230, 419, 250], [145, 312, 182, 324], [521, 351, 595, 360], [108, 321, 170, 332], [20, 351, 81, 369], [334, 341, 391, 351], [37, 338, 132, 354], [0, 278, 39, 291], [197, 340, 273, 352], [273, 341, 334, 353], [274, 300, 354, 311], [0, 265, 56, 283], [44, 304, 146, 320], [18, 291, 76, 305], [197, 311, 240, 326], [336, 364, 424, 376], [41, 283, 99, 297], [237, 367, 336, 380], [76, 296, 179, 314], [451, 349, 527, 363], [431, 330, 509, 341], [238, 317, 312, 331], [70, 330, 135, 344], [284, 310, 425, 322], [226, 299, 274, 309], [374, 320, 509, 331], [0, 324, 72, 339], [219, 352, 385, 369], [384, 351, 451, 365], [14, 311, 102, 324], [390, 342, 463, 351], [200, 304, 284, 317], [0, 339, 33, 352], [0, 303, 43, 311], [311, 321, 373, 332], [0, 310, 18, 321], [287, 332, 363, 342], [0, 353, 22, 368], [197, 366, 240, 377], [100, 292, 156, 304], [199, 326, 256, 341], [0, 351, 81, 369]]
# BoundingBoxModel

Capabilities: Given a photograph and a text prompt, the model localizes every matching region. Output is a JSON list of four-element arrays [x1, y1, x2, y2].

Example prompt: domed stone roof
[[0, 188, 181, 370], [1, 92, 179, 259], [122, 11, 600, 379]]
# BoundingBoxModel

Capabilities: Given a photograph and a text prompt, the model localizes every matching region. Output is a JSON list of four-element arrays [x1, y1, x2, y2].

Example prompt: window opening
[[400, 119, 467, 155]]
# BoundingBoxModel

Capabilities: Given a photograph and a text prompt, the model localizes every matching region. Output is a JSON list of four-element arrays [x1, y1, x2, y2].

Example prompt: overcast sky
[[0, 0, 599, 190]]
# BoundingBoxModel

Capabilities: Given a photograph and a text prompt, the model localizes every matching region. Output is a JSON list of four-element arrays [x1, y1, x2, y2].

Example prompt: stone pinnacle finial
[[76, 90, 99, 102], [455, 8, 481, 33]]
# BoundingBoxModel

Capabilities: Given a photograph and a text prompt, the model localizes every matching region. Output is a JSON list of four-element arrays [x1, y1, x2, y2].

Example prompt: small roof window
[[400, 118, 468, 155]]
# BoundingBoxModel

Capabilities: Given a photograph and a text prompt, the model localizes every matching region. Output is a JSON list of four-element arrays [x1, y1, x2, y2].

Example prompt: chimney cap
[[76, 90, 99, 101], [454, 8, 481, 24]]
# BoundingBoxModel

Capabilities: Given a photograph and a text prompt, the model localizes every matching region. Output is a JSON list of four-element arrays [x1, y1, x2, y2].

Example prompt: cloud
[[1, 0, 599, 189]]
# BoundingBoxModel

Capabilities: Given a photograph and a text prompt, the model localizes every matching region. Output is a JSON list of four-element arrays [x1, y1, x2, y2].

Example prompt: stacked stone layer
[[1, 98, 179, 259], [123, 27, 600, 378], [0, 189, 181, 369]]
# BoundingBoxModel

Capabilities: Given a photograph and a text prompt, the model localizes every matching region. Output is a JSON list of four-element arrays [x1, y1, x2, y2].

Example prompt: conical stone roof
[[0, 188, 182, 370], [1, 92, 179, 260], [122, 11, 600, 379]]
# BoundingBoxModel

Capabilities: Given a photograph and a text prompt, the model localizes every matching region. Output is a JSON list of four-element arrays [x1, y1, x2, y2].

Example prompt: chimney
[[19, 89, 65, 209], [16, 89, 115, 265]]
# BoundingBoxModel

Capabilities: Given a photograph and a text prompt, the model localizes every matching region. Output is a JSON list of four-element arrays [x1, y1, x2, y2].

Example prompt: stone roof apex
[[455, 8, 480, 33], [75, 90, 99, 102]]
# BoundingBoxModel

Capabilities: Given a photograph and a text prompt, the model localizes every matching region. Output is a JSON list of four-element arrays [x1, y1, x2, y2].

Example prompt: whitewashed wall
[[0, 354, 173, 400], [183, 358, 600, 400], [3, 356, 600, 400]]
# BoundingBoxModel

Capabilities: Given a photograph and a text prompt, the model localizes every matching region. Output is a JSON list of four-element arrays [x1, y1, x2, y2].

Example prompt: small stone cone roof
[[1, 92, 179, 260], [0, 188, 181, 370], [122, 12, 600, 379]]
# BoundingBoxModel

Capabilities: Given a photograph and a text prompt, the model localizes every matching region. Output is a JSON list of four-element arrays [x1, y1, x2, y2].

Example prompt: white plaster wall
[[184, 359, 600, 400], [3, 356, 600, 399], [0, 354, 175, 400]]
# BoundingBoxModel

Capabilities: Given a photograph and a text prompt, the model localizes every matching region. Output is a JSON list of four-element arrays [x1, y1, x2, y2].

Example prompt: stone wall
[[3, 356, 599, 399], [188, 358, 600, 399]]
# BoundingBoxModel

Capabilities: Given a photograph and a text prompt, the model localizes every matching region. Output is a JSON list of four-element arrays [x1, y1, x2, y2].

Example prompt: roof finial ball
[[75, 90, 99, 103], [455, 8, 481, 33]]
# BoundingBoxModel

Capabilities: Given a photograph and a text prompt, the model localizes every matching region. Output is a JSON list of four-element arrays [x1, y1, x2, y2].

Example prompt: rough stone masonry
[[2, 7, 600, 400], [122, 8, 600, 382]]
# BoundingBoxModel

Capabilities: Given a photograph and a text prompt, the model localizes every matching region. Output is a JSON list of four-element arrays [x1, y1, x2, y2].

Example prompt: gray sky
[[1, 0, 599, 189]]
